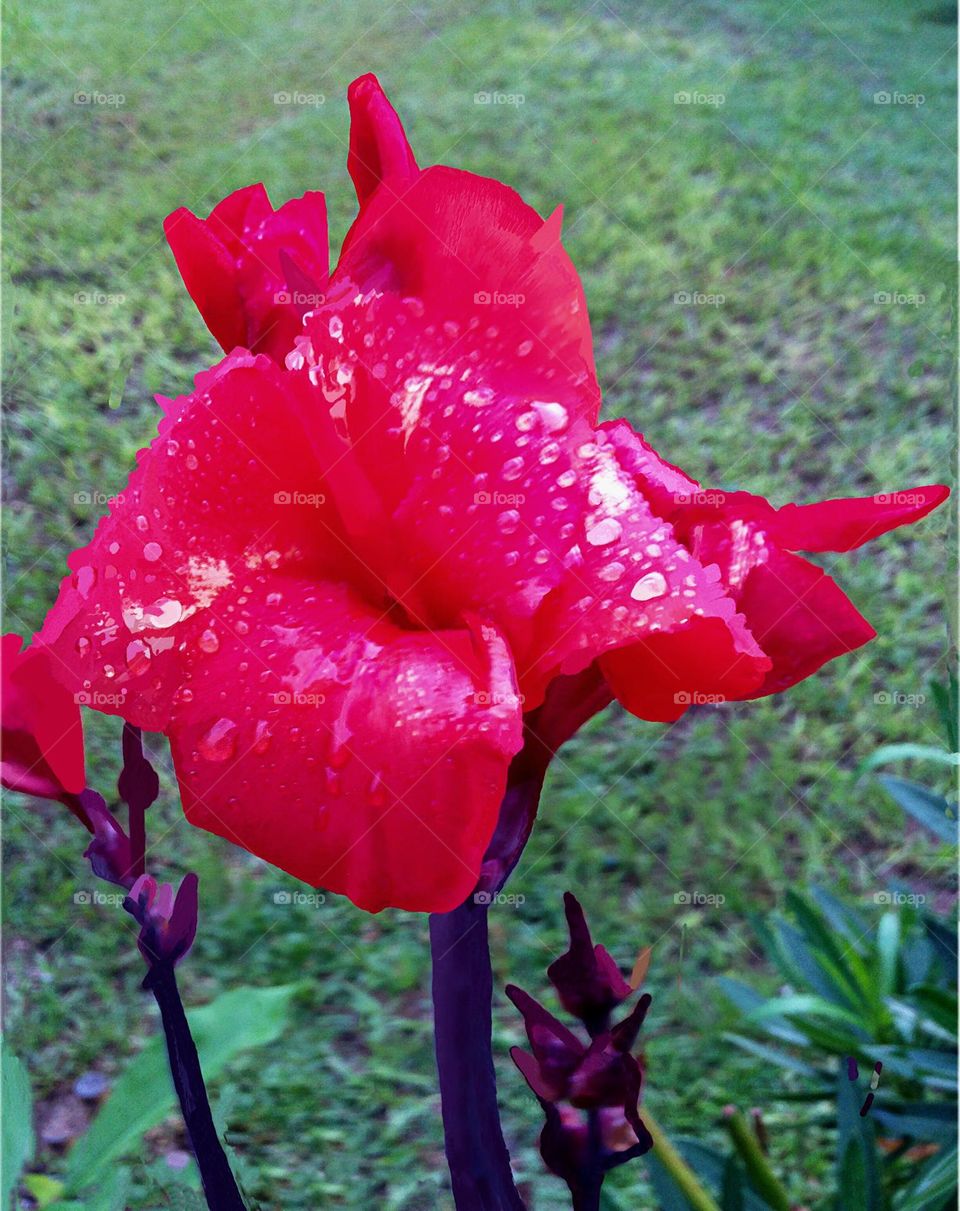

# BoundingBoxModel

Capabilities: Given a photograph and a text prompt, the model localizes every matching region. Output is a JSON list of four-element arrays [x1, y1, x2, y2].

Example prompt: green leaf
[[720, 1156, 745, 1211], [872, 1102, 957, 1145], [894, 1143, 958, 1211], [876, 912, 901, 998], [877, 776, 958, 842], [2, 1045, 34, 1210], [646, 1140, 770, 1211], [865, 1045, 957, 1090], [722, 1033, 823, 1079], [859, 744, 960, 775], [716, 979, 808, 1045], [22, 1174, 64, 1208], [65, 983, 301, 1193], [834, 1066, 881, 1211], [929, 672, 958, 752], [745, 994, 869, 1036]]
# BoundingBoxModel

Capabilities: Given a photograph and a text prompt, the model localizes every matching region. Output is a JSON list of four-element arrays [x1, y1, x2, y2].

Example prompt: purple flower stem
[[430, 896, 526, 1211], [144, 960, 247, 1211], [573, 1110, 604, 1211]]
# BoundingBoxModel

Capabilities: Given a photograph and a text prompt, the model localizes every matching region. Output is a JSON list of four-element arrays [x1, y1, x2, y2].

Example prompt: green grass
[[2, 0, 956, 1207]]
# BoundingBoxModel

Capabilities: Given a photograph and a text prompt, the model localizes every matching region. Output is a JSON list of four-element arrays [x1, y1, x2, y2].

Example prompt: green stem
[[643, 1110, 721, 1211], [722, 1106, 792, 1211]]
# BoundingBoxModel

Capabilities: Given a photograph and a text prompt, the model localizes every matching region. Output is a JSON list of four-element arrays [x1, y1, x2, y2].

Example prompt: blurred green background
[[3, 0, 956, 1207]]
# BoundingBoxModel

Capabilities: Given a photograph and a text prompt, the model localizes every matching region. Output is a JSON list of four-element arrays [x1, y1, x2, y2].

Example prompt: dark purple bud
[[117, 723, 160, 816], [124, 872, 199, 971], [80, 789, 135, 888], [506, 984, 584, 1097], [547, 893, 633, 1032]]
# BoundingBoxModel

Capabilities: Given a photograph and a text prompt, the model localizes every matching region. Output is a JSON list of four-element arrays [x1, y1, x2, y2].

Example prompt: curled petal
[[165, 184, 328, 362], [2, 634, 85, 804]]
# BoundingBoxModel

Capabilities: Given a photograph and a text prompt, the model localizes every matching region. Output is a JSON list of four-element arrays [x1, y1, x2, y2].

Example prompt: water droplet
[[75, 566, 97, 598], [533, 401, 568, 433], [136, 515, 149, 532], [464, 387, 495, 407], [145, 597, 182, 629], [585, 517, 622, 547], [264, 549, 281, 569], [199, 629, 220, 654], [185, 454, 199, 471], [143, 542, 162, 562], [252, 720, 272, 754], [497, 509, 521, 535], [630, 571, 668, 602], [538, 442, 561, 465], [235, 620, 250, 636], [198, 718, 237, 762], [125, 639, 151, 676], [166, 440, 179, 456], [646, 543, 662, 557], [502, 457, 524, 481], [598, 561, 626, 582], [328, 315, 343, 339], [266, 591, 283, 607], [108, 541, 120, 555], [517, 339, 533, 356]]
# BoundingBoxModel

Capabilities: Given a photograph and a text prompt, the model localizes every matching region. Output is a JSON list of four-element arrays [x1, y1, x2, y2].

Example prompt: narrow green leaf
[[877, 775, 958, 842], [66, 983, 301, 1193], [2, 1045, 34, 1210]]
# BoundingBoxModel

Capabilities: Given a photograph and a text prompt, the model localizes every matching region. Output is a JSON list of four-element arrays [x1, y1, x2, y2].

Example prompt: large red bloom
[[33, 76, 947, 912]]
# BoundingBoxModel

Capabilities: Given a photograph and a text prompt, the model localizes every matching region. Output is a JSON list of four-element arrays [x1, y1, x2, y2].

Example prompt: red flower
[[33, 76, 946, 912], [2, 633, 86, 807]]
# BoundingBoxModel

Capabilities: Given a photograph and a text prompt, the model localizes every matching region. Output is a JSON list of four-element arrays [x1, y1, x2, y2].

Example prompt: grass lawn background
[[3, 0, 956, 1206]]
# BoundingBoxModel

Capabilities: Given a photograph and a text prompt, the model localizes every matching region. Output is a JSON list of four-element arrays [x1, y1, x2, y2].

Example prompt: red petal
[[336, 169, 597, 415], [734, 549, 877, 696], [2, 634, 85, 799], [36, 351, 362, 731], [167, 588, 522, 912], [347, 73, 419, 204], [165, 184, 328, 362]]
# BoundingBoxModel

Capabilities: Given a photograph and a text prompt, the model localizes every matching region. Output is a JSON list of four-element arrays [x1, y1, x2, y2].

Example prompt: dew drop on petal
[[198, 718, 237, 762], [199, 628, 220, 654], [252, 720, 272, 754], [533, 401, 568, 433], [598, 560, 626, 582], [630, 571, 668, 602], [585, 517, 622, 547], [497, 509, 521, 535], [143, 542, 163, 562], [502, 457, 524, 481]]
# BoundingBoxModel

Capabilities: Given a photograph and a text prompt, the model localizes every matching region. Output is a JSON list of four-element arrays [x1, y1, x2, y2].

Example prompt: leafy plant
[[642, 887, 956, 1210], [4, 984, 300, 1210]]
